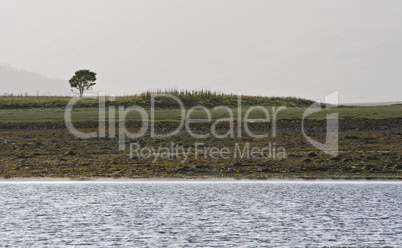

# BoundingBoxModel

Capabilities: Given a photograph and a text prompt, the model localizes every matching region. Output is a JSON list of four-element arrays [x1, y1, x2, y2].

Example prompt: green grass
[[1, 91, 400, 122], [0, 90, 314, 109], [1, 105, 401, 123]]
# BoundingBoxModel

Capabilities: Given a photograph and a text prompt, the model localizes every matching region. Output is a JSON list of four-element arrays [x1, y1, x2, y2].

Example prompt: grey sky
[[1, 0, 401, 103]]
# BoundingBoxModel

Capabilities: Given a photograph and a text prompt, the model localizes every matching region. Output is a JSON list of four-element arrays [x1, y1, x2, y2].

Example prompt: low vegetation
[[1, 89, 401, 123], [1, 105, 402, 123], [0, 89, 314, 109]]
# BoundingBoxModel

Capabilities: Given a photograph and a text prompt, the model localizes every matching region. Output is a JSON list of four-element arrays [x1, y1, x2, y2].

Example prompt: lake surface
[[0, 181, 401, 247]]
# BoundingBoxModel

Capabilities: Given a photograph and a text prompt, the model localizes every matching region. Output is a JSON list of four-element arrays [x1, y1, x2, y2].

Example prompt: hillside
[[0, 65, 69, 95], [0, 90, 315, 109]]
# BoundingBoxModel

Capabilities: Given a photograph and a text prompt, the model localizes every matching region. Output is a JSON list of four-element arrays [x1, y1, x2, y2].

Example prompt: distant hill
[[0, 64, 69, 96]]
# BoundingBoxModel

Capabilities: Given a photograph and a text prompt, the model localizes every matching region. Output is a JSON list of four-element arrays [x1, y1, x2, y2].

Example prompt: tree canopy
[[69, 69, 97, 97]]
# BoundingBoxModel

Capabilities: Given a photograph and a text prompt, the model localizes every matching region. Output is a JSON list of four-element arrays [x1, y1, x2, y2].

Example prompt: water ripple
[[0, 182, 401, 247]]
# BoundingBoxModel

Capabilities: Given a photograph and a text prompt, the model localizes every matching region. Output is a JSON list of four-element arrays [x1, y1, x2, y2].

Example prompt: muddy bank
[[0, 118, 401, 179]]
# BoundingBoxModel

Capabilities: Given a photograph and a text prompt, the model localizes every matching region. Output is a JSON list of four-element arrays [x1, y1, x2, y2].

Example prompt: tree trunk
[[79, 87, 84, 98]]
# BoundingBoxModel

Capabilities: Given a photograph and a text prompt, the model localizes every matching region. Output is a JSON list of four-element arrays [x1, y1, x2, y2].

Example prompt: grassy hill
[[0, 89, 315, 109], [1, 90, 401, 123]]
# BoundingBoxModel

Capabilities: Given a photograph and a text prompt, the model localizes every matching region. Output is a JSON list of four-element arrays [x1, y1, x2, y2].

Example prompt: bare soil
[[0, 119, 401, 179]]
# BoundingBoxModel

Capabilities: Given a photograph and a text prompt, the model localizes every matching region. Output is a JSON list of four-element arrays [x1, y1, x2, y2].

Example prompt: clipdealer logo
[[64, 91, 339, 162]]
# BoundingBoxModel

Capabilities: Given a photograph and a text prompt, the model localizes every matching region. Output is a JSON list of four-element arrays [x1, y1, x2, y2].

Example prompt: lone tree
[[69, 69, 97, 97]]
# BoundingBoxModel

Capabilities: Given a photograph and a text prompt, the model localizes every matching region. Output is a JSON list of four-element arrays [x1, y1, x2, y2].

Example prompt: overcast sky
[[1, 0, 401, 103]]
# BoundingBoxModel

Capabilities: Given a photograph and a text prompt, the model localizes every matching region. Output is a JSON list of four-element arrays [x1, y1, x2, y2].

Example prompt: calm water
[[0, 181, 401, 247]]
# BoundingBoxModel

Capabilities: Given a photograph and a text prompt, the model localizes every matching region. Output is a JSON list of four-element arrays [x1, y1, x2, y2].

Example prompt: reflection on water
[[0, 182, 401, 247]]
